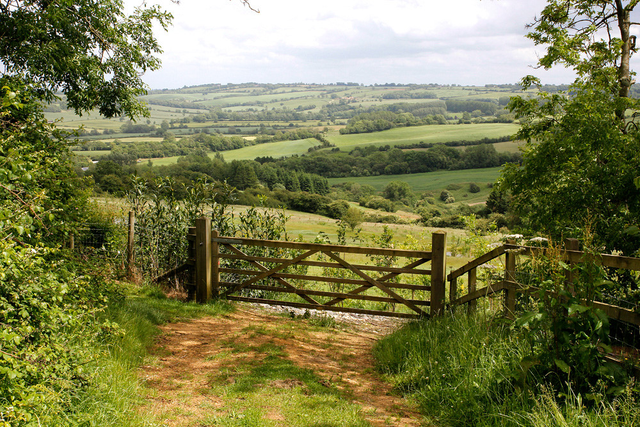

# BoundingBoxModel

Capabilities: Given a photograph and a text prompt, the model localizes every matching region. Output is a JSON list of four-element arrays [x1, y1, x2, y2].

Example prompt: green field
[[74, 150, 110, 158], [327, 167, 503, 194], [326, 123, 519, 151], [144, 123, 520, 166]]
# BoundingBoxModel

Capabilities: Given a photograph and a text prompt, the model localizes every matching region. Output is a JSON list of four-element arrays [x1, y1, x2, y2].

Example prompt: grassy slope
[[327, 167, 503, 194]]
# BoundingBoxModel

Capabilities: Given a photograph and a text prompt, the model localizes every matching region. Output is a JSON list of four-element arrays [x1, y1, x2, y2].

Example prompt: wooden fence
[[182, 217, 447, 319], [448, 239, 640, 327]]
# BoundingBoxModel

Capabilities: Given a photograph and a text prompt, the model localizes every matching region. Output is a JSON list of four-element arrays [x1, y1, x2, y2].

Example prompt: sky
[[133, 0, 628, 90]]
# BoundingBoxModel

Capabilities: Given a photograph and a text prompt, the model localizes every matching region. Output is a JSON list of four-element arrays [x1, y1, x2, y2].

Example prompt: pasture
[[326, 123, 519, 151], [328, 167, 502, 194]]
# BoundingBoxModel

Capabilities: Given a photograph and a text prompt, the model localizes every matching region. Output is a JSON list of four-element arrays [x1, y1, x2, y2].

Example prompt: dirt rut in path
[[139, 305, 428, 426]]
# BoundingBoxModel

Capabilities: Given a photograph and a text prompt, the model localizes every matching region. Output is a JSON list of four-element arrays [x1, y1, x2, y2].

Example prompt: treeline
[[257, 143, 521, 178], [381, 91, 437, 99], [395, 135, 512, 150], [82, 128, 331, 162], [86, 154, 362, 220], [157, 98, 510, 127], [86, 154, 331, 198], [445, 99, 498, 115]]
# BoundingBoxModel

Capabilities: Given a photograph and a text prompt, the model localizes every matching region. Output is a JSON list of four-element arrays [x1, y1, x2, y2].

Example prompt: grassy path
[[138, 305, 428, 426]]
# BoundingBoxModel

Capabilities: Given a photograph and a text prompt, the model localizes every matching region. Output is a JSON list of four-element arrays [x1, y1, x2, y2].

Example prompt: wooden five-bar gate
[[185, 218, 447, 319]]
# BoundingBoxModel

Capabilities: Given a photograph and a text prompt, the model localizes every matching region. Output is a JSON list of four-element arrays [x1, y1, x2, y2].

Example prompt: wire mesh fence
[[72, 212, 192, 282]]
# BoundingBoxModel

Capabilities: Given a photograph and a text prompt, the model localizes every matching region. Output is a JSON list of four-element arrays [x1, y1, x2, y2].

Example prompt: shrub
[[0, 242, 124, 424], [439, 190, 452, 202], [360, 196, 397, 213], [469, 183, 481, 193], [325, 200, 351, 219]]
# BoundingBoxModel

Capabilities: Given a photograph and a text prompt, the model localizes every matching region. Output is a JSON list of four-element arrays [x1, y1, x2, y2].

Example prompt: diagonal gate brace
[[224, 244, 320, 305], [224, 249, 320, 296], [323, 257, 430, 307], [322, 251, 426, 316]]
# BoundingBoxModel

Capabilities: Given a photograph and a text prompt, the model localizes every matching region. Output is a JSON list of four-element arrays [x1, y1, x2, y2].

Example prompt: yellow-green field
[[328, 167, 503, 194], [325, 123, 519, 151]]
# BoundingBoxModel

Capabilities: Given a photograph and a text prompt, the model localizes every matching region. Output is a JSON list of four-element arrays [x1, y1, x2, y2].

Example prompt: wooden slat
[[591, 301, 640, 327], [227, 296, 420, 319], [219, 268, 430, 291], [509, 245, 640, 271], [213, 236, 433, 259], [219, 253, 431, 275], [323, 251, 426, 316], [448, 245, 506, 281], [451, 281, 509, 306], [223, 249, 319, 296], [220, 283, 431, 306], [323, 258, 431, 306], [220, 276, 430, 292], [223, 243, 320, 305]]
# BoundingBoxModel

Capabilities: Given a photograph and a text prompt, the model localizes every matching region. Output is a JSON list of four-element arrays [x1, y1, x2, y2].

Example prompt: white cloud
[[139, 0, 581, 88]]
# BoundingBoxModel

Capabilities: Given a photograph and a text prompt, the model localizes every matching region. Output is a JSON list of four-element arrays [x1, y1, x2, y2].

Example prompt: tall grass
[[374, 311, 529, 426], [519, 384, 640, 427], [374, 311, 640, 427]]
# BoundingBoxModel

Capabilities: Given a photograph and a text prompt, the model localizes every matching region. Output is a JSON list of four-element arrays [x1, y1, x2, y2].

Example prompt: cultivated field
[[327, 167, 503, 194]]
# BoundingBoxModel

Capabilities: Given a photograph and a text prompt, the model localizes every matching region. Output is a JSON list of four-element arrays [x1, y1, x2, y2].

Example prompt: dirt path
[[138, 304, 428, 426]]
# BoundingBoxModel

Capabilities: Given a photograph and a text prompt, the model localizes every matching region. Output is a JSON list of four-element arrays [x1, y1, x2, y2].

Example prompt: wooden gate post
[[504, 240, 517, 317], [468, 268, 477, 313], [126, 211, 135, 280], [430, 232, 447, 316], [195, 217, 212, 303], [212, 229, 220, 298]]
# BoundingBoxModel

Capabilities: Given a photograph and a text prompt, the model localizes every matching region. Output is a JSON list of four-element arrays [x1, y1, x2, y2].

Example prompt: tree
[[383, 181, 413, 202], [0, 0, 172, 119], [524, 0, 639, 119], [499, 0, 640, 254]]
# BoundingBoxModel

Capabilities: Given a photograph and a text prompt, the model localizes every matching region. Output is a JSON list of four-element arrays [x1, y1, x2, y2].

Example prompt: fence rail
[[448, 240, 640, 327]]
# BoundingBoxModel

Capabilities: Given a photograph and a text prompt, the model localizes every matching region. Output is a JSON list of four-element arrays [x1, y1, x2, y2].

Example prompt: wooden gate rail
[[188, 217, 447, 318], [448, 240, 640, 326]]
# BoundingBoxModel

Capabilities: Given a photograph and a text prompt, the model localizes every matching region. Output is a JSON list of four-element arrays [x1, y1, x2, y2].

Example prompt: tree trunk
[[617, 1, 633, 99]]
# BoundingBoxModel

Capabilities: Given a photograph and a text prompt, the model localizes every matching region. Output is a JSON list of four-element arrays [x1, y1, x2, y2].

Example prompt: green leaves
[[554, 358, 571, 374], [0, 0, 172, 119], [512, 242, 629, 397], [502, 2, 640, 255]]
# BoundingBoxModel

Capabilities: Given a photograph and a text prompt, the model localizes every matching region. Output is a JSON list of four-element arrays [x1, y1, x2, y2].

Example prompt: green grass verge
[[373, 312, 640, 427]]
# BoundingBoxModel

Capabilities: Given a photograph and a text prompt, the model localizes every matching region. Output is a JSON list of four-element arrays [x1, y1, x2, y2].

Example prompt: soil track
[[138, 304, 428, 426]]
